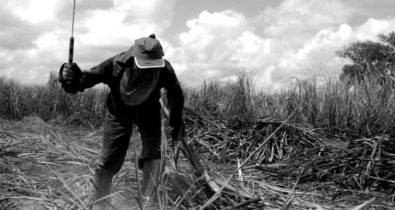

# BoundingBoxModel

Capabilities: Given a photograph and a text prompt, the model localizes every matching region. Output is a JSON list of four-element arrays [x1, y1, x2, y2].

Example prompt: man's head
[[132, 34, 165, 69]]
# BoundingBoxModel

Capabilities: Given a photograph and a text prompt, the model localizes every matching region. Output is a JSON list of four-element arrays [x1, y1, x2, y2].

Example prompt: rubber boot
[[92, 168, 113, 210], [141, 159, 162, 208]]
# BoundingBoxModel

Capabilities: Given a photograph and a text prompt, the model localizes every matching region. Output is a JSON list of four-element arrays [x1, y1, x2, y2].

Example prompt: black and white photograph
[[1, 0, 395, 209]]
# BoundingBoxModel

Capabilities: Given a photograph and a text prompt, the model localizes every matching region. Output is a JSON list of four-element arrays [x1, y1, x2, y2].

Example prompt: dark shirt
[[77, 47, 184, 126]]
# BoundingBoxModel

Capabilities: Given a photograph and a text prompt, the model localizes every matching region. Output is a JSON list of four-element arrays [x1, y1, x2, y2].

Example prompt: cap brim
[[134, 57, 165, 69]]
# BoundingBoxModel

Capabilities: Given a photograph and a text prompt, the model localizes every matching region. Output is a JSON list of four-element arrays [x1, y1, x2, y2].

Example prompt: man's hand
[[58, 62, 82, 94], [60, 63, 81, 81]]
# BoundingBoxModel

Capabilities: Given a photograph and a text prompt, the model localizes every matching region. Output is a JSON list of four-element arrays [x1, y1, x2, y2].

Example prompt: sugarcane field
[[1, 69, 395, 209], [2, 1, 395, 210]]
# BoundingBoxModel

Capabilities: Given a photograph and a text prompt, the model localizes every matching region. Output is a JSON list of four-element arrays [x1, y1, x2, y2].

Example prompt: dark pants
[[99, 108, 161, 175]]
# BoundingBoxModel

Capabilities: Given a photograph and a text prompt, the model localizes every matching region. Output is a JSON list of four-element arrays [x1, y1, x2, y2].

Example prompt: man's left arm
[[163, 61, 185, 139]]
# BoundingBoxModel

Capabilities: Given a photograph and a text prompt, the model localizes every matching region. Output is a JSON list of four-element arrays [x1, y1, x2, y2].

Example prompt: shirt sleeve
[[80, 56, 116, 89], [164, 61, 184, 127]]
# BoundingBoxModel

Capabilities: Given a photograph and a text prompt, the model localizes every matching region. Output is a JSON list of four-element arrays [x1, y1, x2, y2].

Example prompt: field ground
[[0, 116, 142, 209], [1, 114, 395, 210]]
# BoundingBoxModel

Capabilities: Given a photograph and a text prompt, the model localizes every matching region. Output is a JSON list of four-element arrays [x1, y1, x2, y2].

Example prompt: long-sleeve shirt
[[64, 46, 184, 127]]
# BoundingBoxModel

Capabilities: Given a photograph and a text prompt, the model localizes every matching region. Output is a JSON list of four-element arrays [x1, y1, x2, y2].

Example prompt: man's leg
[[135, 108, 162, 203], [94, 111, 133, 206]]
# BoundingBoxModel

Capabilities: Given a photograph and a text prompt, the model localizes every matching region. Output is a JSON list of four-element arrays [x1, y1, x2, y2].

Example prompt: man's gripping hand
[[58, 63, 82, 94], [60, 63, 81, 81]]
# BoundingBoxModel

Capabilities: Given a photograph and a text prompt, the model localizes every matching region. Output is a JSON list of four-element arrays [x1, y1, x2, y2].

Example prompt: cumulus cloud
[[0, 0, 177, 83], [169, 0, 395, 91], [170, 10, 271, 87], [258, 0, 395, 90], [74, 0, 177, 66], [272, 24, 354, 83], [1, 0, 395, 92], [354, 18, 395, 40], [0, 30, 68, 82], [169, 0, 351, 89], [259, 0, 350, 37], [0, 0, 67, 82], [0, 7, 43, 50], [6, 0, 60, 24], [122, 0, 177, 28]]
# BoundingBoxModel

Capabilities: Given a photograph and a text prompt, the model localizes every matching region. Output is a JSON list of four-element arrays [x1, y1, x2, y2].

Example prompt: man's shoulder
[[163, 59, 174, 70], [114, 47, 134, 64]]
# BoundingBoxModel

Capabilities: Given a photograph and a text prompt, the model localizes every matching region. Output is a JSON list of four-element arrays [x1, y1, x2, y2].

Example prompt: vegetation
[[337, 31, 395, 82], [0, 72, 107, 127], [2, 69, 394, 137]]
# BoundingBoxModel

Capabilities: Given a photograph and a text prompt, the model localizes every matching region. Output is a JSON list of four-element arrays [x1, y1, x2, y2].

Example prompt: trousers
[[98, 107, 161, 175]]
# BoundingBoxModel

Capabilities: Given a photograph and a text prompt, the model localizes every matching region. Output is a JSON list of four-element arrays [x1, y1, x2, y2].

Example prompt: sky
[[1, 0, 395, 91]]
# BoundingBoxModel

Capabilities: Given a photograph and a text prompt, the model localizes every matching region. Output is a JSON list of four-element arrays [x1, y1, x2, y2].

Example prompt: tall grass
[[184, 72, 395, 136], [284, 75, 395, 135], [183, 71, 256, 118], [0, 72, 107, 126], [1, 71, 394, 136]]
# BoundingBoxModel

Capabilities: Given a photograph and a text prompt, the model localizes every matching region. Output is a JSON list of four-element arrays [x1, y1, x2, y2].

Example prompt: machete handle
[[68, 37, 74, 64], [65, 37, 74, 85]]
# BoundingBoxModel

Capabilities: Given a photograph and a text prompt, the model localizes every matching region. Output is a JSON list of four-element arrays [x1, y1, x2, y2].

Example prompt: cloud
[[169, 0, 353, 90], [122, 0, 177, 28], [0, 0, 177, 83], [169, 0, 395, 91], [270, 18, 395, 89], [354, 18, 395, 40], [0, 14, 36, 50], [170, 10, 271, 87], [71, 0, 178, 67], [272, 24, 354, 82], [257, 0, 350, 37], [0, 2, 55, 50], [79, 0, 114, 11], [1, 0, 395, 93], [6, 0, 60, 24], [0, 30, 68, 82], [345, 0, 395, 23]]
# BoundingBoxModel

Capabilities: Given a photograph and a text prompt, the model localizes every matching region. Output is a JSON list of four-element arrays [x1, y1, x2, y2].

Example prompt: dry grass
[[1, 109, 395, 209], [0, 116, 138, 209], [183, 110, 395, 209]]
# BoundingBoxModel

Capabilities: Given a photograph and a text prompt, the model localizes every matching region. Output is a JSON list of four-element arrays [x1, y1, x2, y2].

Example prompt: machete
[[60, 0, 76, 85], [69, 0, 76, 64]]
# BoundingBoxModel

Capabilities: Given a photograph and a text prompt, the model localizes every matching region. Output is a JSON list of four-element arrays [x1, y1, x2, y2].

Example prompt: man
[[58, 34, 184, 207]]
